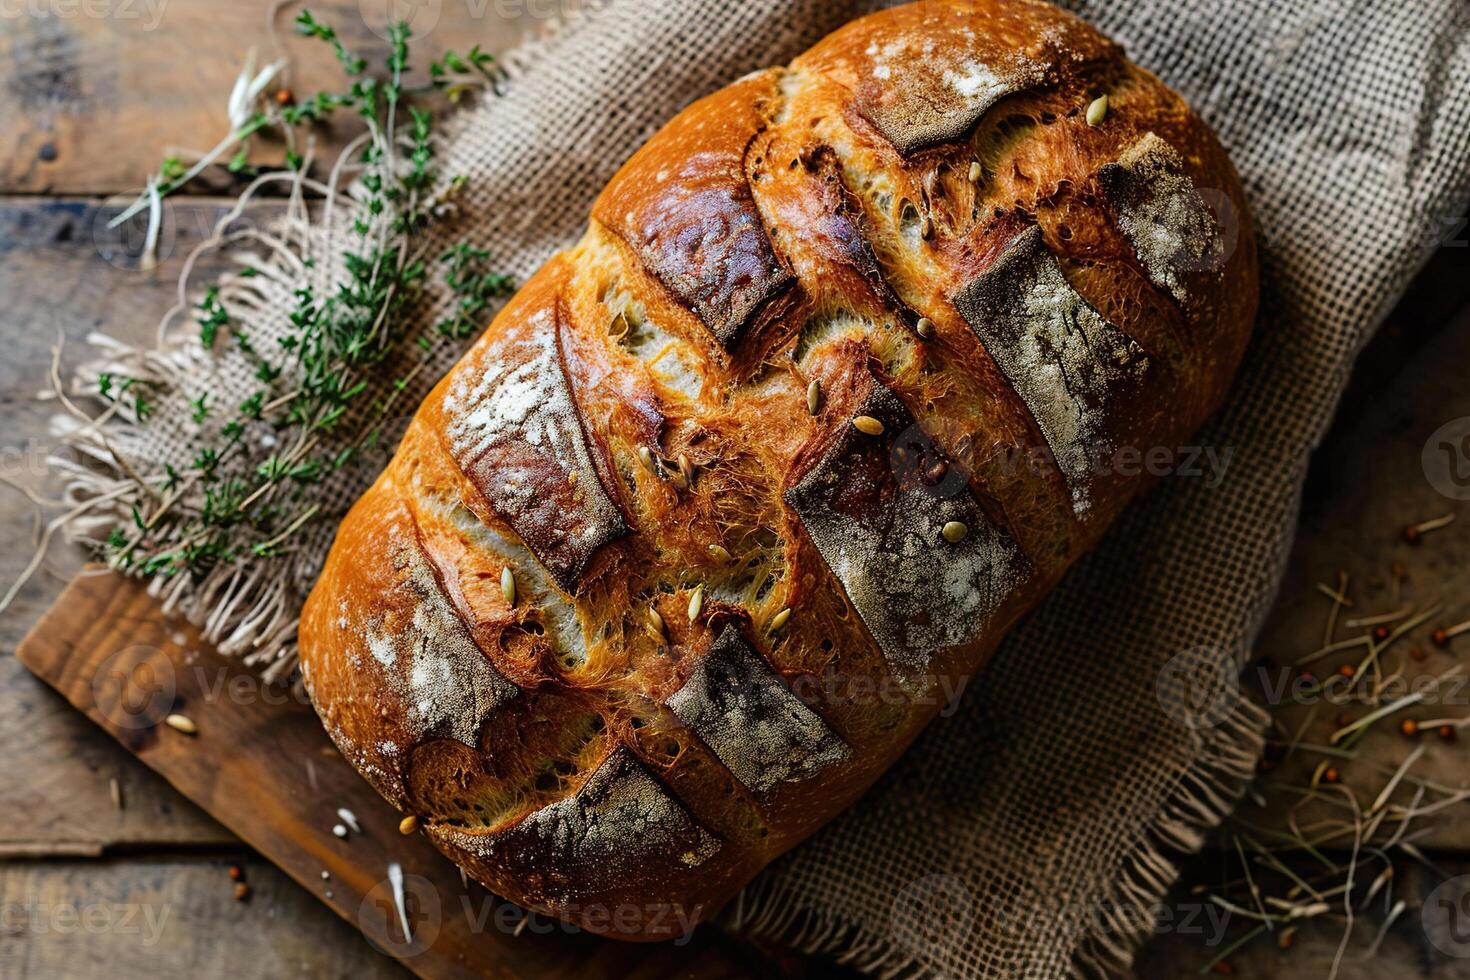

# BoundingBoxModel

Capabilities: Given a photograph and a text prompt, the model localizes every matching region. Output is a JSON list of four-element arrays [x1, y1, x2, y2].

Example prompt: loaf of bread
[[300, 0, 1256, 940]]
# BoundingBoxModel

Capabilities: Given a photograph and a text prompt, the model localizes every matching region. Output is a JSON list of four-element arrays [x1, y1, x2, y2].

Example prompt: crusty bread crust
[[300, 0, 1257, 940]]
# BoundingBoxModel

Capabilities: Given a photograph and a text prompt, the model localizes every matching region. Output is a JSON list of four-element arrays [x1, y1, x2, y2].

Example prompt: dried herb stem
[[81, 13, 515, 583]]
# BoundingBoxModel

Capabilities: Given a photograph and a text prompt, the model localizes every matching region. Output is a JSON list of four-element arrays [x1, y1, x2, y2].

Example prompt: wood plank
[[23, 848, 1470, 980], [0, 197, 281, 851], [0, 855, 808, 979], [2, 0, 534, 195], [1138, 854, 1470, 978], [0, 653, 234, 855], [0, 195, 282, 642], [0, 193, 850, 978], [1240, 245, 1470, 849], [13, 568, 772, 979], [0, 856, 408, 979]]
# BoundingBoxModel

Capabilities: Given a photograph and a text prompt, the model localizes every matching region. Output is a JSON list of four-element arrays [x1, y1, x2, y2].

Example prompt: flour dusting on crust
[[855, 35, 1044, 154], [786, 384, 1028, 674], [953, 226, 1148, 514], [666, 627, 847, 798], [520, 748, 718, 864], [1099, 133, 1223, 305], [433, 747, 719, 897], [444, 306, 627, 590], [356, 526, 519, 750]]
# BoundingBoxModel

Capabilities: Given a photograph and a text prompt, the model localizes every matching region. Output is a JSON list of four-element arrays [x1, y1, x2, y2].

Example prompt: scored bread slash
[[164, 713, 196, 735]]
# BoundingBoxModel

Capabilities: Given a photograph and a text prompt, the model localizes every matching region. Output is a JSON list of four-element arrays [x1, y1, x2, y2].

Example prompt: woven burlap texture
[[61, 0, 1470, 976]]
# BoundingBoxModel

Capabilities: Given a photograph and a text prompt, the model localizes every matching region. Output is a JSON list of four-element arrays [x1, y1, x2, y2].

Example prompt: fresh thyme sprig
[[429, 43, 503, 102], [96, 13, 513, 578], [96, 373, 162, 423]]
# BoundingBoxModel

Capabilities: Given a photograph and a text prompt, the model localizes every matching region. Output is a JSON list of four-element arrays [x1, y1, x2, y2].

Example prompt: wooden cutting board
[[13, 568, 758, 980]]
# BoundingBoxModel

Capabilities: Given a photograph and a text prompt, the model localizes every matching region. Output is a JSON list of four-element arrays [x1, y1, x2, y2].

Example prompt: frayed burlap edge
[[724, 695, 1268, 979]]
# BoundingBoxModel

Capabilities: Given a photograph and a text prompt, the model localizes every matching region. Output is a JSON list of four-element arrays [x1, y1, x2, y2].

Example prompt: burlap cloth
[[60, 0, 1470, 976]]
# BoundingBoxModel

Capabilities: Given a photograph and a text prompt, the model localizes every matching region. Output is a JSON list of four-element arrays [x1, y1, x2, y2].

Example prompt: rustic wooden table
[[1, 2, 1467, 977]]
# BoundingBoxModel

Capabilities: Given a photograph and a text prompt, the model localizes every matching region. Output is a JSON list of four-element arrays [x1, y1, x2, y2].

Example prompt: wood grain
[[1241, 246, 1470, 850], [1136, 852, 1470, 978], [0, 653, 234, 856], [0, 196, 280, 853], [2, 0, 536, 195], [0, 856, 410, 979], [13, 568, 773, 979]]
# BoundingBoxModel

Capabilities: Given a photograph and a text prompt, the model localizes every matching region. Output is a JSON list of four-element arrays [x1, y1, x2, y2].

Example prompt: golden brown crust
[[299, 0, 1258, 940], [594, 71, 799, 355]]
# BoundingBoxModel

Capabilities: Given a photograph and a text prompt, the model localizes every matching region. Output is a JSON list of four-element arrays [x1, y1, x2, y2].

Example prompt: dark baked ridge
[[665, 625, 848, 799], [299, 0, 1257, 940], [952, 224, 1152, 514], [444, 296, 631, 590], [785, 381, 1029, 673]]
